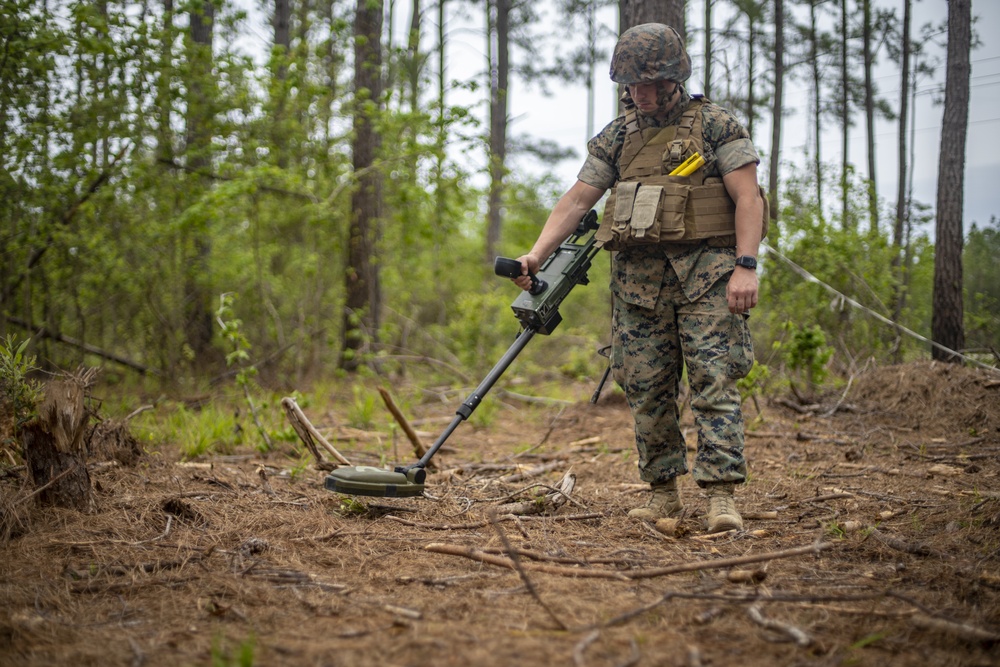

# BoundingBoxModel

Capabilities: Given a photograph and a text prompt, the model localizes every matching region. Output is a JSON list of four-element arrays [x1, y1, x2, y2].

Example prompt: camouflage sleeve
[[715, 138, 760, 176], [577, 155, 616, 190], [701, 103, 760, 175], [578, 116, 627, 188]]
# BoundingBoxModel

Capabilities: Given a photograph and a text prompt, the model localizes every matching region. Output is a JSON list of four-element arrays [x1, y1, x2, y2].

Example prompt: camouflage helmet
[[610, 23, 692, 84]]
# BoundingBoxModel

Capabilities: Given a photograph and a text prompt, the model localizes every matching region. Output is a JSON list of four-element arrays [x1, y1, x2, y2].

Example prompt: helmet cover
[[610, 23, 692, 84]]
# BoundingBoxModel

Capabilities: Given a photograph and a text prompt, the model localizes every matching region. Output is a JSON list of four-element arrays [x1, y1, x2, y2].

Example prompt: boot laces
[[710, 494, 736, 517]]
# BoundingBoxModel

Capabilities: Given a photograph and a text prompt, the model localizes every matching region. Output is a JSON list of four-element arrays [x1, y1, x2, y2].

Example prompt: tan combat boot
[[628, 478, 683, 521], [706, 483, 743, 533]]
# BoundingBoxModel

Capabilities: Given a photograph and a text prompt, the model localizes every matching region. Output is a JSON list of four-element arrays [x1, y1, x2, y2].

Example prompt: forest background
[[2, 0, 999, 456]]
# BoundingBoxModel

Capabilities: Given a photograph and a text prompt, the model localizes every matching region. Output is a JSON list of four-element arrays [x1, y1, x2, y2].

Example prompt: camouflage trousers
[[610, 262, 751, 488]]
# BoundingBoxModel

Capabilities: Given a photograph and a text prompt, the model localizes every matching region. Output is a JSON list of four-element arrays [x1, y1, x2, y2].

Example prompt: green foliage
[[964, 216, 1000, 355], [737, 361, 771, 420], [154, 402, 242, 461], [211, 633, 256, 667], [758, 172, 937, 381], [780, 323, 833, 395], [216, 293, 274, 453], [3, 0, 988, 409], [348, 385, 378, 430], [0, 336, 42, 431]]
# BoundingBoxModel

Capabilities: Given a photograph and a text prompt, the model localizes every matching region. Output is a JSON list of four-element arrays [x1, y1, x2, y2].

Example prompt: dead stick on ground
[[912, 613, 1000, 642], [747, 604, 812, 647], [132, 514, 174, 545], [498, 461, 564, 484], [281, 397, 351, 465], [13, 467, 74, 507], [627, 541, 833, 579], [388, 511, 601, 531], [377, 387, 432, 465], [425, 540, 832, 581], [867, 527, 949, 559], [425, 543, 630, 580], [572, 629, 600, 667], [488, 509, 568, 630]]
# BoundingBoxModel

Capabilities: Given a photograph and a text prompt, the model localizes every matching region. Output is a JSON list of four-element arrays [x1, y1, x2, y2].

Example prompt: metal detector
[[324, 210, 601, 498]]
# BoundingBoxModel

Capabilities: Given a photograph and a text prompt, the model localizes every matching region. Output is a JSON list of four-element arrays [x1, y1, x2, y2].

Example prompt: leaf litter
[[1, 360, 999, 666]]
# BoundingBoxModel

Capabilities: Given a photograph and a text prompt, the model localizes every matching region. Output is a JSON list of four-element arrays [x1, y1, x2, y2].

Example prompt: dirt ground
[[2, 360, 1000, 667]]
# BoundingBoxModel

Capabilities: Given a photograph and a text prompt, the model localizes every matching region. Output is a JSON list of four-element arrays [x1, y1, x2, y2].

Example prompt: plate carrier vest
[[595, 97, 768, 251]]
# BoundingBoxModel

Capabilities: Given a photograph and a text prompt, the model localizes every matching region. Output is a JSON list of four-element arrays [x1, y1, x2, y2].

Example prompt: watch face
[[736, 256, 757, 269]]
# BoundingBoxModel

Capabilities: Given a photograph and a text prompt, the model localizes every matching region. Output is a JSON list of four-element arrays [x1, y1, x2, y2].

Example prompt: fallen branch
[[479, 546, 646, 567], [627, 541, 834, 579], [488, 509, 568, 630], [496, 472, 577, 516], [747, 604, 812, 646], [10, 467, 74, 507], [386, 510, 601, 531], [572, 629, 600, 667], [5, 315, 156, 376], [867, 528, 949, 559], [424, 543, 631, 580], [425, 540, 833, 581], [912, 613, 1000, 643], [498, 461, 565, 484], [378, 386, 432, 466], [598, 589, 891, 631], [798, 492, 855, 504], [281, 397, 351, 466]]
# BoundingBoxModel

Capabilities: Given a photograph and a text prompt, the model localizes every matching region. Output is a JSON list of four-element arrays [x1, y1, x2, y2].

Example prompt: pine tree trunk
[[893, 0, 911, 253], [620, 0, 685, 36], [890, 0, 912, 338], [863, 0, 878, 234], [767, 0, 783, 227], [809, 1, 822, 215], [341, 0, 385, 371], [840, 0, 851, 230], [704, 0, 712, 99], [408, 0, 422, 114], [21, 381, 93, 512], [931, 0, 971, 362], [156, 0, 175, 164], [485, 0, 510, 266], [183, 1, 216, 363], [272, 0, 291, 168]]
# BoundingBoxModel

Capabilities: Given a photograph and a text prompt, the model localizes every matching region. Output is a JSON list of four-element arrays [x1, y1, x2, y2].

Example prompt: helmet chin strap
[[661, 81, 679, 105], [648, 80, 679, 118]]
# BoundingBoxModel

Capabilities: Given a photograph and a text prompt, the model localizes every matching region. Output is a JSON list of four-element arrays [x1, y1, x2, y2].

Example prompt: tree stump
[[21, 380, 94, 512]]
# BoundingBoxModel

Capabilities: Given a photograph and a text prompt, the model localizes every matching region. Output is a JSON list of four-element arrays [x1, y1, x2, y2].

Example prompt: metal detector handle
[[494, 257, 547, 296]]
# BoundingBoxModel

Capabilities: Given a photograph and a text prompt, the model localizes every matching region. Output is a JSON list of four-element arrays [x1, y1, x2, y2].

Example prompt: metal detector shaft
[[398, 326, 537, 474]]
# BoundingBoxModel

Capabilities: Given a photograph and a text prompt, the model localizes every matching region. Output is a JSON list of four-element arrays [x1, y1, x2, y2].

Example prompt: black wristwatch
[[735, 255, 758, 270]]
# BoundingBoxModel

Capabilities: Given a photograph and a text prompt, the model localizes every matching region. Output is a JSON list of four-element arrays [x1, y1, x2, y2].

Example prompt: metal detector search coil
[[324, 466, 426, 498]]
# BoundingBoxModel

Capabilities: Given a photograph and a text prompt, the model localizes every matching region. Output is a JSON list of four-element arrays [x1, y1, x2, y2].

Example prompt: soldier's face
[[629, 80, 679, 118]]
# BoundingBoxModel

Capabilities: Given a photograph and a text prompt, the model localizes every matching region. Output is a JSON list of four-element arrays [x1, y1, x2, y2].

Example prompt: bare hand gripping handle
[[493, 257, 548, 295]]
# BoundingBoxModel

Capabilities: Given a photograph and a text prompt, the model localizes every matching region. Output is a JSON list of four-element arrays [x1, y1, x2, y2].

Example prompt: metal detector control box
[[502, 210, 600, 335]]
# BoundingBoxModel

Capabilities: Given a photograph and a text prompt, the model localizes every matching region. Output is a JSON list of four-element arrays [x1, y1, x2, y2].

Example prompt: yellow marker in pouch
[[669, 152, 705, 177]]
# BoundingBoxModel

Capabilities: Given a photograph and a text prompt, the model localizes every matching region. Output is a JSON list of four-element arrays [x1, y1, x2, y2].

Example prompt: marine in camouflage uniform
[[580, 90, 759, 488], [512, 24, 764, 533]]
